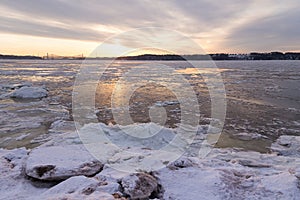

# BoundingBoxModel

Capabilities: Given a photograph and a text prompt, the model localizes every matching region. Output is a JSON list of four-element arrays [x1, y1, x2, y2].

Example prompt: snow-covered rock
[[41, 176, 99, 195], [10, 86, 48, 99], [39, 175, 117, 200], [121, 173, 158, 199], [25, 145, 103, 181], [167, 156, 199, 169]]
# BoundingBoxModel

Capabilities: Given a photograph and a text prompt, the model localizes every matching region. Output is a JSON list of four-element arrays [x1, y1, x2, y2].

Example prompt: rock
[[271, 135, 300, 157], [95, 167, 126, 194], [121, 173, 158, 199], [10, 86, 48, 99], [295, 169, 300, 180], [25, 145, 103, 181], [168, 156, 198, 169]]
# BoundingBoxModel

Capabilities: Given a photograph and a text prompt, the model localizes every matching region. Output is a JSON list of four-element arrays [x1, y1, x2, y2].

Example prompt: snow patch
[[10, 86, 48, 99]]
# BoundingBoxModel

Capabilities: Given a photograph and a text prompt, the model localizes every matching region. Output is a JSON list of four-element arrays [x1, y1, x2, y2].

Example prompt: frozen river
[[0, 59, 299, 152]]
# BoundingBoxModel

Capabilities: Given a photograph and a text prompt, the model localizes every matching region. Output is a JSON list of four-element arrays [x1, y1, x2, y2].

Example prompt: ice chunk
[[10, 86, 48, 99], [25, 145, 103, 181]]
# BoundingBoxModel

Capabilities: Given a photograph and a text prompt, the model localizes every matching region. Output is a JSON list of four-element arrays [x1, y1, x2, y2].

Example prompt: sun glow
[[0, 33, 99, 57]]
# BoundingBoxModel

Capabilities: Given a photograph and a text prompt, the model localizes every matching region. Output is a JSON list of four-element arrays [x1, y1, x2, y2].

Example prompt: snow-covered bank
[[0, 122, 300, 200]]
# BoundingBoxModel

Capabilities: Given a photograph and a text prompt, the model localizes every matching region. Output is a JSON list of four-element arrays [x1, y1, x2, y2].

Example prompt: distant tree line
[[247, 52, 300, 60], [0, 54, 42, 59], [116, 54, 186, 60], [116, 52, 300, 61], [1, 52, 300, 60]]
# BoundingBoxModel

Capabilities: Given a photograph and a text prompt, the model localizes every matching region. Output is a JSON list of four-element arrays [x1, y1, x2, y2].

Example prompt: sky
[[0, 0, 299, 57]]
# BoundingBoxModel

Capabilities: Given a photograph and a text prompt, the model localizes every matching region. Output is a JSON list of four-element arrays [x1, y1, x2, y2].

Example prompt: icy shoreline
[[0, 121, 300, 200], [0, 60, 300, 199]]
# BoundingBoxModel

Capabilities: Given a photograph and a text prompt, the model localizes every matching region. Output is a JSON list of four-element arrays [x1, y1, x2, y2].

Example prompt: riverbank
[[1, 124, 299, 199]]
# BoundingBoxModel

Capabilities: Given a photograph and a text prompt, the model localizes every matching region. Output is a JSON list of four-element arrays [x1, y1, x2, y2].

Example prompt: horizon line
[[2, 51, 300, 58]]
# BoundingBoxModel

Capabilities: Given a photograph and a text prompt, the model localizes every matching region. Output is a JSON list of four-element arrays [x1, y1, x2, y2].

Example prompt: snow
[[1, 123, 300, 199], [10, 86, 48, 99], [25, 145, 103, 181], [234, 132, 269, 141], [156, 150, 300, 200], [155, 100, 180, 107], [0, 148, 49, 200], [48, 120, 76, 134], [259, 172, 299, 199], [0, 82, 32, 90], [15, 133, 30, 141], [40, 175, 100, 196], [157, 166, 223, 200], [271, 135, 300, 157]]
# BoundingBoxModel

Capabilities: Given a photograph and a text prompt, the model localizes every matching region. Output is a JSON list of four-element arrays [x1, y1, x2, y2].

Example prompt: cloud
[[0, 0, 299, 52], [222, 6, 300, 52], [0, 16, 109, 41], [0, 0, 171, 27], [165, 0, 253, 31]]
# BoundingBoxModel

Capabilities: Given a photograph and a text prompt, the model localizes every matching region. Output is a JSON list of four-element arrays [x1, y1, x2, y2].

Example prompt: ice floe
[[10, 86, 48, 99]]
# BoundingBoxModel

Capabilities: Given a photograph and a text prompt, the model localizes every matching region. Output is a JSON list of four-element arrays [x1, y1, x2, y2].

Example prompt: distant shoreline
[[1, 52, 300, 61]]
